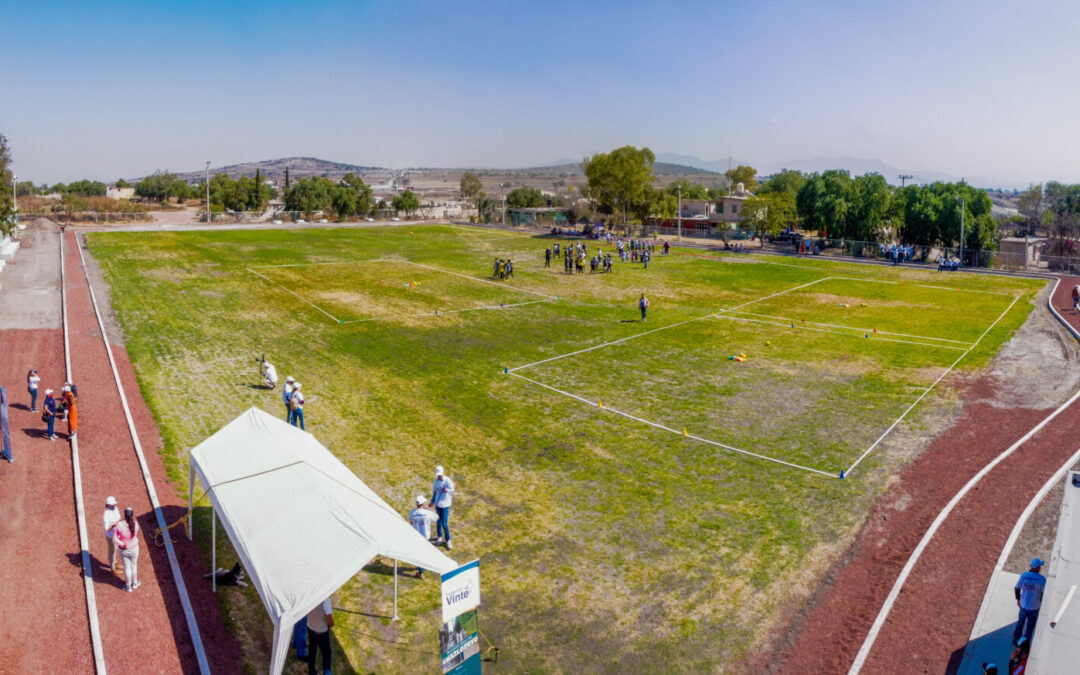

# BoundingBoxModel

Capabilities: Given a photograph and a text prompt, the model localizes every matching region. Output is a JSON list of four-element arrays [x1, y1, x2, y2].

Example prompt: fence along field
[[86, 224, 1041, 672]]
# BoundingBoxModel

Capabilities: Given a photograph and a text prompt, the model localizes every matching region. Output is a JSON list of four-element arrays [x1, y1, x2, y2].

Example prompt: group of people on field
[[492, 258, 515, 280], [544, 238, 668, 275], [259, 359, 309, 430]]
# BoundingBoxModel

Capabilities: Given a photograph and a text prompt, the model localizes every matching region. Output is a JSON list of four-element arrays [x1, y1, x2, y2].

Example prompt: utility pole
[[677, 184, 682, 242], [205, 161, 211, 224], [898, 174, 913, 188], [11, 173, 17, 230], [958, 196, 966, 265]]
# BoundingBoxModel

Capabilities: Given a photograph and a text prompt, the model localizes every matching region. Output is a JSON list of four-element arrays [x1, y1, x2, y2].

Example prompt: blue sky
[[3, 0, 1079, 184]]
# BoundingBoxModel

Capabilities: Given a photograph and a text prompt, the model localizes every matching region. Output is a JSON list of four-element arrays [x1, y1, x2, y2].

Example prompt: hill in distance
[[154, 157, 385, 184]]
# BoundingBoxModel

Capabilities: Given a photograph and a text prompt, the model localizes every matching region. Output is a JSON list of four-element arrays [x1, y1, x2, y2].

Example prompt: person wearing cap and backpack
[[1008, 636, 1030, 675], [282, 376, 295, 421], [289, 383, 305, 430], [61, 384, 77, 439], [431, 465, 455, 550], [103, 496, 123, 574], [42, 389, 58, 441], [1013, 557, 1047, 645], [409, 495, 439, 579]]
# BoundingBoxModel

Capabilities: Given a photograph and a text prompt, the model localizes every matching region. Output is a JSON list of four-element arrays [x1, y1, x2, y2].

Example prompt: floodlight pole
[[959, 196, 965, 264], [677, 185, 682, 242], [206, 161, 211, 224], [11, 173, 17, 229]]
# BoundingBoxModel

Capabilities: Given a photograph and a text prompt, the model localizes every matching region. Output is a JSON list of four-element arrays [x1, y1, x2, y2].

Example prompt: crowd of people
[[23, 369, 79, 443], [492, 258, 515, 279], [880, 243, 917, 264], [543, 237, 668, 276]]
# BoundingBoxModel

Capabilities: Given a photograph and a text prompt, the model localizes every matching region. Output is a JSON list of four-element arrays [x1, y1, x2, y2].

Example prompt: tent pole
[[392, 559, 399, 621], [212, 507, 217, 594]]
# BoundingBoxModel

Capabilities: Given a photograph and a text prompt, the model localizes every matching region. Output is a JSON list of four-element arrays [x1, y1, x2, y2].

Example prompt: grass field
[[88, 224, 1042, 672]]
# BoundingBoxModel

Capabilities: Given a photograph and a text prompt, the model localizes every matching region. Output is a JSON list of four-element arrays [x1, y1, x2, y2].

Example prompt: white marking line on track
[[713, 313, 969, 352], [62, 233, 107, 675], [843, 294, 1020, 478], [509, 372, 837, 477], [76, 235, 211, 675], [848, 295, 1031, 674], [510, 276, 831, 372], [725, 310, 974, 345]]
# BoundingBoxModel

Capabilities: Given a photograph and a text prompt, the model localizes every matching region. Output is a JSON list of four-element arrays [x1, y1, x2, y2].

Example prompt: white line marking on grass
[[402, 260, 557, 299], [825, 274, 1013, 296], [77, 235, 211, 674], [713, 314, 970, 352], [245, 266, 343, 323], [511, 277, 831, 372], [61, 233, 107, 675], [339, 298, 553, 324], [849, 364, 1080, 674], [509, 372, 838, 477], [726, 310, 974, 345], [844, 294, 1020, 478]]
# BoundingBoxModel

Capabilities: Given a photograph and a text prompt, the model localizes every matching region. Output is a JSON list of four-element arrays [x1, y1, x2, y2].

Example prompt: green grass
[[88, 224, 1042, 672]]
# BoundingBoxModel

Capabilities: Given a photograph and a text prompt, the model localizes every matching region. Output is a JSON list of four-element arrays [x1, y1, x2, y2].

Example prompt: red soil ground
[[762, 277, 1080, 673]]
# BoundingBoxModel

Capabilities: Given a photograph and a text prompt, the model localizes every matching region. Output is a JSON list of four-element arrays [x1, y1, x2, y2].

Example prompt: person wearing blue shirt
[[1013, 557, 1047, 645]]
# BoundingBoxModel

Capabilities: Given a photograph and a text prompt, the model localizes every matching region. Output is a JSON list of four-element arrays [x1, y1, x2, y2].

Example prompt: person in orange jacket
[[61, 384, 78, 439]]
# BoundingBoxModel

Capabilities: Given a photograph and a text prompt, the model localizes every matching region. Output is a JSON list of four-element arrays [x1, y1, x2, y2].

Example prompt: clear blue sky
[[3, 0, 1078, 185]]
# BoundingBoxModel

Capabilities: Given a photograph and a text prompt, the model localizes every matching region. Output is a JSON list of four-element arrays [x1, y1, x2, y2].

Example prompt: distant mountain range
[[150, 157, 385, 184]]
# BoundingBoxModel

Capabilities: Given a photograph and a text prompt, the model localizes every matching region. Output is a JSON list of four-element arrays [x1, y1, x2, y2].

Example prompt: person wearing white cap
[[43, 389, 58, 441], [409, 495, 439, 579], [431, 465, 455, 550], [289, 383, 305, 430], [281, 376, 295, 421], [103, 496, 122, 573], [1013, 557, 1047, 645], [262, 360, 278, 389]]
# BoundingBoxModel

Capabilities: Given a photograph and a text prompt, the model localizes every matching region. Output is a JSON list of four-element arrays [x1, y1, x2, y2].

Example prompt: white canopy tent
[[188, 407, 457, 675]]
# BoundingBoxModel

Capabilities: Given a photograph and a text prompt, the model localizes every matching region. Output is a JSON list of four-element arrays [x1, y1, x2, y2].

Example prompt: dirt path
[[760, 280, 1080, 673], [0, 219, 93, 673], [63, 229, 243, 674]]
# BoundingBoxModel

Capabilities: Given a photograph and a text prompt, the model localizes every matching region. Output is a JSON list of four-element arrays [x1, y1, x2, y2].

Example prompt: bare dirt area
[[758, 281, 1080, 673]]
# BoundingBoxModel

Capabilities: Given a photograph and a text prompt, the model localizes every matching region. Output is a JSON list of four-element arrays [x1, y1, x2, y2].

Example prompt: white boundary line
[[76, 234, 211, 674], [62, 230, 107, 674], [713, 313, 969, 352], [509, 372, 837, 477], [247, 258, 556, 325], [846, 290, 1039, 673], [826, 274, 1013, 296], [510, 276, 831, 372], [726, 310, 974, 345], [843, 294, 1020, 478]]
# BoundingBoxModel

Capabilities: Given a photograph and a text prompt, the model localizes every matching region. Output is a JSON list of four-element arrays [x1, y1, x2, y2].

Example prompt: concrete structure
[[106, 186, 135, 200], [1027, 471, 1080, 674], [508, 206, 570, 227], [650, 183, 753, 235], [999, 236, 1047, 271]]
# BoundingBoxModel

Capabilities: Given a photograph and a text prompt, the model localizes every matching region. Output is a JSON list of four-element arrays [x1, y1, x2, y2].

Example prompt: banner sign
[[441, 559, 481, 623], [441, 560, 481, 675], [440, 608, 480, 675]]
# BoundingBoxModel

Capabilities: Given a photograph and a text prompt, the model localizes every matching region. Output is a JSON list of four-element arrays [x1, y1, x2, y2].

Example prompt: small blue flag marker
[[865, 333, 869, 338], [791, 322, 794, 328], [840, 469, 845, 479], [503, 367, 508, 374]]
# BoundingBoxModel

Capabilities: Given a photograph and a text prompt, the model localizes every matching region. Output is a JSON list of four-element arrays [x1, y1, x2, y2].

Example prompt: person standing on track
[[1072, 284, 1079, 311], [409, 495, 439, 579], [1013, 558, 1046, 645], [61, 384, 77, 439], [27, 370, 40, 411], [103, 496, 122, 574], [432, 465, 455, 550], [114, 507, 142, 592], [306, 596, 334, 675], [43, 389, 58, 441], [639, 292, 650, 322]]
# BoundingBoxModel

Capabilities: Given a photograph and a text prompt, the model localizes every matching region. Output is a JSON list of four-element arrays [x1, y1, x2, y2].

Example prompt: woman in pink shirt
[[114, 507, 141, 592]]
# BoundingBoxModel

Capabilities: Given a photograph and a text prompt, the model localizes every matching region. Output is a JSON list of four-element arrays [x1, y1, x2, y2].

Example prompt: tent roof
[[190, 407, 457, 633]]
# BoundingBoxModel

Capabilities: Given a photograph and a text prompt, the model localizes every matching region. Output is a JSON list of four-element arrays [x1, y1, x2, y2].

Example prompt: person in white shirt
[[409, 495, 439, 579], [27, 370, 40, 412], [306, 597, 334, 675], [281, 376, 294, 420], [290, 383, 305, 430], [431, 465, 455, 550], [262, 361, 278, 389], [103, 495, 122, 573]]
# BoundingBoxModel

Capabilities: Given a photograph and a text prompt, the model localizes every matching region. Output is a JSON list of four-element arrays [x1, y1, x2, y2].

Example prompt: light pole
[[11, 173, 17, 230], [205, 161, 211, 224], [676, 185, 682, 242], [958, 196, 966, 265]]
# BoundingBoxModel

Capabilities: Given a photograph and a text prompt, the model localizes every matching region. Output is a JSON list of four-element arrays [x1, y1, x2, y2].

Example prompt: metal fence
[[15, 211, 152, 224]]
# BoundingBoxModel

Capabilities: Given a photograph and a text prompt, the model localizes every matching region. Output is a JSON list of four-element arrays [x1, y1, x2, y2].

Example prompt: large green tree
[[583, 145, 656, 229], [1017, 184, 1045, 237], [0, 134, 12, 236], [725, 165, 758, 192], [391, 189, 420, 216], [460, 171, 483, 206], [741, 192, 796, 241], [284, 177, 332, 217], [757, 169, 805, 200], [506, 186, 545, 208], [135, 171, 178, 202]]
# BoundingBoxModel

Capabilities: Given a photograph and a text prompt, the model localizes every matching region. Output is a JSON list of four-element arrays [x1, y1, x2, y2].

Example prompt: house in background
[[106, 186, 136, 200]]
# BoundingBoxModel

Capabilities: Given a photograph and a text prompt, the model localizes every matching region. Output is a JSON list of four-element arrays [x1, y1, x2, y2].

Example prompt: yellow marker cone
[[598, 400, 603, 408], [682, 427, 688, 436]]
